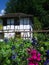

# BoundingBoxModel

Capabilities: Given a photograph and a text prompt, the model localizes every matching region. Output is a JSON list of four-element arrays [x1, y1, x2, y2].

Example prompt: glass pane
[[7, 19, 10, 25], [3, 19, 7, 26], [0, 20, 3, 24], [14, 20, 20, 25], [11, 19, 14, 25], [24, 18, 28, 25]]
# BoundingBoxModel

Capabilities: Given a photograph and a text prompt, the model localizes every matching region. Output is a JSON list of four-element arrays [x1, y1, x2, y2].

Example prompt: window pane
[[0, 21, 2, 24], [21, 18, 28, 25], [23, 18, 28, 25], [14, 19, 20, 25], [7, 19, 10, 25], [11, 19, 14, 25], [3, 19, 7, 26]]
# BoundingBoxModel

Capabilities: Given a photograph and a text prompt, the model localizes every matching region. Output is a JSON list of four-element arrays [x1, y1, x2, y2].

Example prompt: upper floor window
[[14, 19, 20, 25], [0, 20, 3, 24], [23, 18, 28, 25], [7, 19, 14, 25], [20, 18, 29, 25], [3, 19, 7, 26]]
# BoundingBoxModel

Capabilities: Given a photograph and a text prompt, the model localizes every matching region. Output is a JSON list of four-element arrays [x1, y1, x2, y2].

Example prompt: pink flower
[[35, 63, 38, 65], [37, 57, 41, 61], [29, 63, 35, 65], [37, 53, 41, 57], [31, 49, 37, 55], [33, 55, 37, 60], [28, 57, 33, 61], [27, 48, 41, 65]]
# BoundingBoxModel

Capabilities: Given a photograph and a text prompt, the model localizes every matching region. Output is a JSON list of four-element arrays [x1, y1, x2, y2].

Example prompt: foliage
[[27, 48, 41, 65], [34, 17, 42, 30], [0, 36, 49, 65], [0, 39, 32, 65], [5, 0, 49, 28], [0, 24, 3, 30], [33, 33, 49, 41]]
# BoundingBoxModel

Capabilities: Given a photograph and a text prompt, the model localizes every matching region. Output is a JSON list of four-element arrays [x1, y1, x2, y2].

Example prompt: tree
[[5, 0, 18, 13], [34, 17, 42, 30], [5, 0, 49, 29]]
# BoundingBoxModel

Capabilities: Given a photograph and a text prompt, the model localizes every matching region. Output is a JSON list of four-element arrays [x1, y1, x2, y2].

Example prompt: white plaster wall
[[3, 19, 15, 38], [7, 25, 11, 30], [4, 33, 15, 38], [3, 18, 31, 31], [11, 25, 14, 29], [21, 32, 30, 38], [20, 18, 33, 39], [15, 26, 20, 31], [0, 39, 3, 41], [3, 26, 6, 30], [3, 18, 33, 39]]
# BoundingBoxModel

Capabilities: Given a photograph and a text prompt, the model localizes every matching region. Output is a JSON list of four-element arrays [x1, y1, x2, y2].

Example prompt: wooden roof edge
[[0, 13, 33, 18]]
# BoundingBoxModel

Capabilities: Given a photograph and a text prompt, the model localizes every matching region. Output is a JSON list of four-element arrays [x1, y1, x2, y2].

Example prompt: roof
[[0, 13, 33, 18]]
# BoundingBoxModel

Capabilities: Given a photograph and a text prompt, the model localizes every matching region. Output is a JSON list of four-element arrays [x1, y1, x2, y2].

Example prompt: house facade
[[0, 13, 33, 41]]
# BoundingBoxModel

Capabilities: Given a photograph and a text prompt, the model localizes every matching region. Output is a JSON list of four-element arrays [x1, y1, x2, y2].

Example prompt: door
[[15, 32, 21, 38]]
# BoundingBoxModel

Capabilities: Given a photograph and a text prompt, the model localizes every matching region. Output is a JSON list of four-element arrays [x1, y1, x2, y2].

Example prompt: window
[[15, 32, 21, 38], [14, 19, 20, 25], [3, 19, 7, 26], [11, 20, 14, 25], [7, 19, 10, 25], [24, 18, 28, 25], [7, 19, 14, 25]]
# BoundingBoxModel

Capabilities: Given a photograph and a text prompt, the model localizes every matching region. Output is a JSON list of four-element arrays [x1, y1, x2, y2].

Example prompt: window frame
[[7, 19, 14, 25], [14, 19, 20, 25]]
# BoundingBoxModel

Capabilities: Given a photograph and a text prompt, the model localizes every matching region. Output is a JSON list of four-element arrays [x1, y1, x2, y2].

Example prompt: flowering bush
[[0, 38, 49, 65], [44, 50, 49, 65], [27, 48, 41, 65], [0, 39, 32, 65]]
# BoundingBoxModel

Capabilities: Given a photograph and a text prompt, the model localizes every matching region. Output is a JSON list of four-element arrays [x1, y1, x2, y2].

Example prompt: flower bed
[[0, 38, 49, 65]]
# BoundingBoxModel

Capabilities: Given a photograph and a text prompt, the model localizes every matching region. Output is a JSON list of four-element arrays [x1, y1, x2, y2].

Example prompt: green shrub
[[0, 38, 49, 65], [33, 33, 46, 41], [0, 39, 32, 65]]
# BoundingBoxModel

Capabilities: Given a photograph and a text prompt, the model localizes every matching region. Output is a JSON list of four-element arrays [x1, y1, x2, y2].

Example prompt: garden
[[0, 33, 49, 65]]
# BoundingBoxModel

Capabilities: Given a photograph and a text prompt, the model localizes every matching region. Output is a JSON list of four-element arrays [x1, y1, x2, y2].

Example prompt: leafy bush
[[33, 33, 47, 41], [0, 39, 32, 65], [0, 38, 49, 65]]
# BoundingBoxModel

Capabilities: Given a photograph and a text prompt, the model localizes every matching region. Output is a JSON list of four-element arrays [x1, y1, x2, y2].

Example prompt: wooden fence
[[0, 29, 49, 32]]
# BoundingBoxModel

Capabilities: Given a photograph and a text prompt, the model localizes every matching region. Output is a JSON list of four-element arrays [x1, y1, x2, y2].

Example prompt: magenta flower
[[31, 49, 37, 55], [37, 53, 41, 57], [37, 57, 41, 61], [28, 63, 35, 65], [35, 63, 38, 65], [27, 48, 41, 65]]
